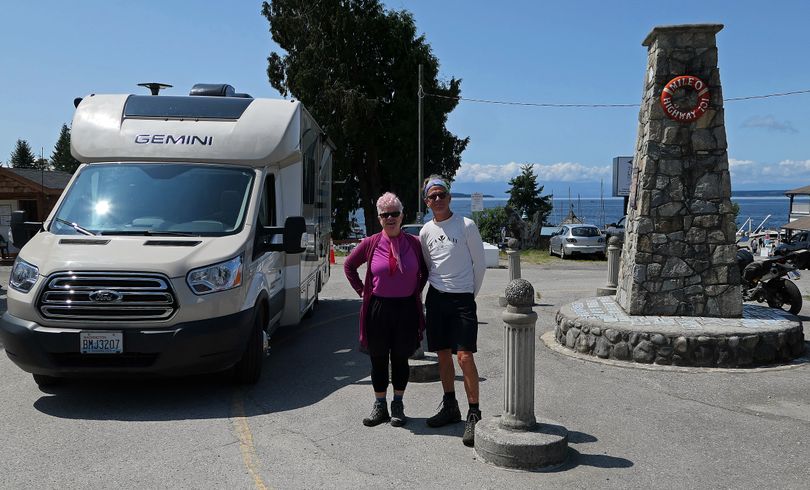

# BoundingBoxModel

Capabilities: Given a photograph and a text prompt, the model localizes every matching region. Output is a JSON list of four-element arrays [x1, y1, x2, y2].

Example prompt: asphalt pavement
[[0, 257, 809, 489]]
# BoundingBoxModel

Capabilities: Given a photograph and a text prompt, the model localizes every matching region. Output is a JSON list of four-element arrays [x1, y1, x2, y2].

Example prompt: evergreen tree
[[51, 124, 81, 173], [507, 164, 553, 224], [262, 0, 468, 236], [10, 139, 37, 168], [35, 157, 50, 171]]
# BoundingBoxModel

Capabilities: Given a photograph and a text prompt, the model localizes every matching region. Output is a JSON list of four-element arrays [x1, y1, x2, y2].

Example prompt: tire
[[767, 279, 802, 315], [233, 311, 264, 385], [33, 374, 62, 388], [548, 241, 555, 257], [560, 245, 567, 260]]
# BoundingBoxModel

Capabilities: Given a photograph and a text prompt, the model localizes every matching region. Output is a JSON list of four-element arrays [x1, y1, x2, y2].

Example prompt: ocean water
[[354, 196, 792, 233]]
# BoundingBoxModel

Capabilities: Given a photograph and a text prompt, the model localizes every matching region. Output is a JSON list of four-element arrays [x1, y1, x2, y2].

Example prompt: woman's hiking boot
[[390, 400, 407, 427], [363, 401, 390, 427]]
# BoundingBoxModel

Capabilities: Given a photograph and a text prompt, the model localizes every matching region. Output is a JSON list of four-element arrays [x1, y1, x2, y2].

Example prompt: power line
[[424, 88, 810, 108]]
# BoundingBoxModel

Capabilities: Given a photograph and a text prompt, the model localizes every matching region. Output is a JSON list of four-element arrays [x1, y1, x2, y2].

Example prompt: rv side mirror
[[283, 216, 306, 254], [10, 210, 38, 249]]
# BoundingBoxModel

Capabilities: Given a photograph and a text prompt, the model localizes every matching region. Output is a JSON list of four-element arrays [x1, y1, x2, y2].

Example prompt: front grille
[[38, 272, 177, 321]]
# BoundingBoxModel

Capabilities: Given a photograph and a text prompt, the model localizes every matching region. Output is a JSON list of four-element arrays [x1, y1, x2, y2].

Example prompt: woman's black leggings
[[370, 353, 409, 393]]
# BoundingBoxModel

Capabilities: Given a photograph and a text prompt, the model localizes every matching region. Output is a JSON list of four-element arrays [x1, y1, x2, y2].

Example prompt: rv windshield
[[50, 163, 255, 236]]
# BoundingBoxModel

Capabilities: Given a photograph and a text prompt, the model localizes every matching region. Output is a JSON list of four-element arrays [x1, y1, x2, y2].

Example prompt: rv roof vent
[[138, 82, 173, 96], [189, 83, 252, 98]]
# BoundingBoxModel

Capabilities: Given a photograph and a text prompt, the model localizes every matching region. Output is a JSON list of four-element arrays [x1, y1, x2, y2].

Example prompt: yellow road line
[[231, 389, 270, 490]]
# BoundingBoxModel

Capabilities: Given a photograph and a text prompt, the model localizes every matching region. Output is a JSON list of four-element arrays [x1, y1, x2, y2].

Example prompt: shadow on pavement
[[32, 298, 372, 421]]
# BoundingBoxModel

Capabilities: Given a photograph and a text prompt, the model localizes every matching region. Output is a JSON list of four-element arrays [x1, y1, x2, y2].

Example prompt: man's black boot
[[426, 398, 462, 428]]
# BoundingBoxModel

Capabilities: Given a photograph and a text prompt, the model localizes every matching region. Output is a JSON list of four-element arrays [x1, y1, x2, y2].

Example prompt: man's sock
[[469, 402, 480, 413], [443, 391, 456, 403], [393, 394, 403, 402]]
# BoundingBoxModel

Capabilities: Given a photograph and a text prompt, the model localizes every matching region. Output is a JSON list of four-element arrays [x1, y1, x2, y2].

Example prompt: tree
[[10, 139, 36, 168], [51, 124, 81, 173], [262, 0, 468, 236], [507, 164, 553, 225]]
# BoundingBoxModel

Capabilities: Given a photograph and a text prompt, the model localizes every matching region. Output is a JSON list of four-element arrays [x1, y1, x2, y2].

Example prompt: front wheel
[[767, 279, 802, 315], [548, 241, 555, 257], [233, 312, 265, 385]]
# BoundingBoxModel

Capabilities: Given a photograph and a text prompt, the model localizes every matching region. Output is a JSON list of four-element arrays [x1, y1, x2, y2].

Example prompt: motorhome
[[0, 83, 333, 386]]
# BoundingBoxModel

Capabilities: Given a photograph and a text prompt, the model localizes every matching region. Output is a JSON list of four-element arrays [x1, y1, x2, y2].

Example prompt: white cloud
[[729, 157, 810, 186], [741, 115, 798, 133], [455, 161, 610, 183]]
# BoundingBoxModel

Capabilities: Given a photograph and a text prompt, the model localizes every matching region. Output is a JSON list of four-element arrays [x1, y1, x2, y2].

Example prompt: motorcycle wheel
[[767, 279, 802, 315]]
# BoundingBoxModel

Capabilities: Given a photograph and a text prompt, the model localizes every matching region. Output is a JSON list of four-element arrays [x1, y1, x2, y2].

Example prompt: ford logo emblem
[[89, 289, 123, 303]]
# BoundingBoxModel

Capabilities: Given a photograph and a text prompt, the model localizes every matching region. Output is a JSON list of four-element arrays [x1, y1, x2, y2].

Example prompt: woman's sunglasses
[[425, 191, 448, 201], [379, 211, 401, 219]]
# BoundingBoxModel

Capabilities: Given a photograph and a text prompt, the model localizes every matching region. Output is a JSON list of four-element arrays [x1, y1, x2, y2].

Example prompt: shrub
[[472, 206, 508, 244]]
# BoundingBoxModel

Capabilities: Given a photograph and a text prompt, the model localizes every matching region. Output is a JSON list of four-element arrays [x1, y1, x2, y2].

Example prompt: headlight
[[10, 258, 39, 293], [187, 255, 243, 295]]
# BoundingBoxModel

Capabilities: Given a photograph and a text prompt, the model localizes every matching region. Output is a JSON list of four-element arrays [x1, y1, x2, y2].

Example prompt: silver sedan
[[549, 224, 606, 259]]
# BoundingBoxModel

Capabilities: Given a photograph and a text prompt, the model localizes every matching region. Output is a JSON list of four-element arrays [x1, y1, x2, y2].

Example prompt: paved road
[[0, 259, 809, 489]]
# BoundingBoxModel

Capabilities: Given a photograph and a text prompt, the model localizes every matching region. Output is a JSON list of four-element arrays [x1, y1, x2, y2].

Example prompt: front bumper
[[0, 308, 254, 377]]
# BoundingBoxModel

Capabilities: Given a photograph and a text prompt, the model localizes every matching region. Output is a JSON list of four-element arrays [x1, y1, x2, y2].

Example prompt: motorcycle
[[736, 248, 810, 315]]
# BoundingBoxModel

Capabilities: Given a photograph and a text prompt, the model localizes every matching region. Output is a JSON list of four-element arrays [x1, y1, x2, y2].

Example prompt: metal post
[[417, 64, 424, 224]]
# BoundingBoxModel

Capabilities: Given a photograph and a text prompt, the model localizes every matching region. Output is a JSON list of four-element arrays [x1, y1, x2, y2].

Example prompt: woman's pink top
[[370, 233, 419, 297]]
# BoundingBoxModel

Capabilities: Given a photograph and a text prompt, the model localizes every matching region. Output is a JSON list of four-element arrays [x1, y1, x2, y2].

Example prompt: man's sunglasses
[[379, 211, 401, 219], [426, 192, 448, 201]]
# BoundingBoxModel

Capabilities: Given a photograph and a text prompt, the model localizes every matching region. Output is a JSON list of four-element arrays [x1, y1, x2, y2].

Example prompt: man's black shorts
[[425, 286, 478, 353]]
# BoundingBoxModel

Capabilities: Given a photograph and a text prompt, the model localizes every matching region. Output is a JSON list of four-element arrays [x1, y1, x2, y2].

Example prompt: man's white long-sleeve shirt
[[419, 213, 486, 296]]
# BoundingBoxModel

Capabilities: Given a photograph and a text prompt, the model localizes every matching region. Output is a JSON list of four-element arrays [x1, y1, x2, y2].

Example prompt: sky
[[2, 0, 810, 198]]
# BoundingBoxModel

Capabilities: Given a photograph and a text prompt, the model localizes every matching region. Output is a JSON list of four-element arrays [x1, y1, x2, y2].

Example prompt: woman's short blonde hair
[[376, 192, 403, 214]]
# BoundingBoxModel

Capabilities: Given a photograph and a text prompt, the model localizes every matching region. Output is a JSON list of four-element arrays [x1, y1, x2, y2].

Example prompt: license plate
[[80, 331, 123, 354], [787, 270, 801, 280]]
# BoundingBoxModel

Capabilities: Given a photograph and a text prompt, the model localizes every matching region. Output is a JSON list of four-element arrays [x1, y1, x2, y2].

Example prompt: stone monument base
[[554, 296, 805, 368], [407, 352, 440, 382], [475, 416, 568, 470]]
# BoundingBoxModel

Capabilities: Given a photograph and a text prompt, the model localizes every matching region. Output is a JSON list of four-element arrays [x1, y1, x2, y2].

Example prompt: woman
[[344, 192, 427, 427]]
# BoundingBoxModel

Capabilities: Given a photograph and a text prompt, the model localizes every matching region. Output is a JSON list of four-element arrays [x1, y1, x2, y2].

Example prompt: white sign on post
[[471, 192, 484, 212], [612, 156, 633, 197]]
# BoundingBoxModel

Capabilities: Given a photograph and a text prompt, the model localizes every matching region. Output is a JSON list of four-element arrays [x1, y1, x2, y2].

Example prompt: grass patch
[[500, 248, 556, 265]]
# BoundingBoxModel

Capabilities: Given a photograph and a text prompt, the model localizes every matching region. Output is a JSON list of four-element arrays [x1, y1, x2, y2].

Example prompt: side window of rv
[[258, 174, 277, 227], [302, 129, 317, 205]]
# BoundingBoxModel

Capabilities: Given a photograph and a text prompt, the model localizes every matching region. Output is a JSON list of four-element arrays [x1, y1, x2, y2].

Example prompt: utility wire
[[424, 88, 810, 108]]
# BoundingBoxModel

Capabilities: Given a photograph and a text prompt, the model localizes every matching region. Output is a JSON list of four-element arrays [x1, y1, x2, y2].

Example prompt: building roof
[[785, 185, 810, 196], [0, 167, 73, 190], [782, 216, 810, 231]]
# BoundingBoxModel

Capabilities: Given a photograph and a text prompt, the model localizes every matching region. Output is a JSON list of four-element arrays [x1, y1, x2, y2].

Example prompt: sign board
[[612, 156, 633, 197], [471, 192, 484, 212]]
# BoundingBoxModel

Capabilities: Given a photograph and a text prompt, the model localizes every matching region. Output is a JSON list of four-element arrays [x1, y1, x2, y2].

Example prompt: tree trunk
[[357, 144, 383, 236]]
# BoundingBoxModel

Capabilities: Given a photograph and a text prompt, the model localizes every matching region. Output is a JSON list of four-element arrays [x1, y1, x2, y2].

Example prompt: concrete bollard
[[507, 250, 521, 282], [475, 279, 569, 470], [596, 235, 623, 296], [500, 279, 537, 430], [498, 251, 521, 307]]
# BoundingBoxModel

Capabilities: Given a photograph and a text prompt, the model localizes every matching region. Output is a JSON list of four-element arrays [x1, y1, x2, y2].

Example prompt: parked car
[[548, 224, 606, 259], [401, 223, 423, 236], [774, 230, 810, 256]]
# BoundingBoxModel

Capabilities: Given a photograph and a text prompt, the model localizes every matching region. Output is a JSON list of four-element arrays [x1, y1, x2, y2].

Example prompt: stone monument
[[616, 24, 742, 318]]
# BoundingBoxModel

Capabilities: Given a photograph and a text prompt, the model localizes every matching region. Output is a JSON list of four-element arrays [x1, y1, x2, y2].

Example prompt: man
[[419, 175, 486, 447]]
